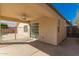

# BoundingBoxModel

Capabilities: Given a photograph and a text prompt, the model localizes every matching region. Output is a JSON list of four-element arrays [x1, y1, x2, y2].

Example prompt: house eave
[[46, 3, 72, 25]]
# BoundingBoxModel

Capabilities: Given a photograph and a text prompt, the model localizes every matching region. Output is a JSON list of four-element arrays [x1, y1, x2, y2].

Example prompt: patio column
[[0, 23, 2, 41], [15, 22, 20, 40]]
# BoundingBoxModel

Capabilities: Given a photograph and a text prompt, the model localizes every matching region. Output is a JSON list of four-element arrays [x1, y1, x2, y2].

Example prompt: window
[[24, 25, 28, 32], [58, 19, 60, 32]]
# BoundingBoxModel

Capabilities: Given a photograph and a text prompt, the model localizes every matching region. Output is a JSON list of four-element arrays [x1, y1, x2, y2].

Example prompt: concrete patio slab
[[0, 44, 39, 56], [0, 38, 79, 56]]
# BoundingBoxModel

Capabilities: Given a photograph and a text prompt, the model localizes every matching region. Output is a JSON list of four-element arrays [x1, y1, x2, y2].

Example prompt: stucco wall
[[30, 15, 67, 45], [57, 17, 67, 44], [30, 16, 58, 45], [38, 18, 58, 45], [17, 23, 30, 39]]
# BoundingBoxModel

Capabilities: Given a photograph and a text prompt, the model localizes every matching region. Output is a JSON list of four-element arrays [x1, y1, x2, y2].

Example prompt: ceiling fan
[[19, 13, 31, 22]]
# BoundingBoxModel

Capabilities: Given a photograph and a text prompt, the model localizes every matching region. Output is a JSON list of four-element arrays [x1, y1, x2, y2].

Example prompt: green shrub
[[0, 23, 8, 29]]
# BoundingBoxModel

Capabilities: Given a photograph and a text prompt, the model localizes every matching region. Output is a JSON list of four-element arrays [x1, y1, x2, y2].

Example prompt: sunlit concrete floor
[[0, 33, 37, 43], [0, 38, 79, 56]]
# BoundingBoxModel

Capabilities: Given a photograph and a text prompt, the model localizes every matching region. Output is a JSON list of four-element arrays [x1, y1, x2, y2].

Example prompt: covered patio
[[0, 3, 66, 45], [0, 4, 47, 43]]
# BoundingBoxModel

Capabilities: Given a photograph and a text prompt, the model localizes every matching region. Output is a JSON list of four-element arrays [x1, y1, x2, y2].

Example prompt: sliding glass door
[[30, 23, 39, 38]]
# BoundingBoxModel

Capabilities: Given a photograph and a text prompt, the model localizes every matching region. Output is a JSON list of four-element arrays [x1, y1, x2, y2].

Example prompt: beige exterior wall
[[17, 23, 30, 39], [29, 10, 67, 45], [57, 17, 67, 44], [37, 18, 66, 45], [38, 18, 58, 45], [30, 17, 58, 45]]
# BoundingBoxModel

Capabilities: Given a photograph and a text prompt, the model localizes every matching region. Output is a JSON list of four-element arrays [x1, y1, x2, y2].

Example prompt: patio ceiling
[[0, 4, 58, 23]]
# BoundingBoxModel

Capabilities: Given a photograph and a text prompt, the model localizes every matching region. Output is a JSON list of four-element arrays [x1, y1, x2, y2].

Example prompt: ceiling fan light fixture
[[21, 16, 26, 20]]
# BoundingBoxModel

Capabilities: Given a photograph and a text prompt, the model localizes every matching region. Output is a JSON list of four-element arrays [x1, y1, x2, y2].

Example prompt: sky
[[51, 3, 79, 25]]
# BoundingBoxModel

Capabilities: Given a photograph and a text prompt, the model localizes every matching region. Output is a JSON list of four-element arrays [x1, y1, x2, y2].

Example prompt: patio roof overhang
[[0, 3, 60, 23], [0, 3, 71, 25]]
